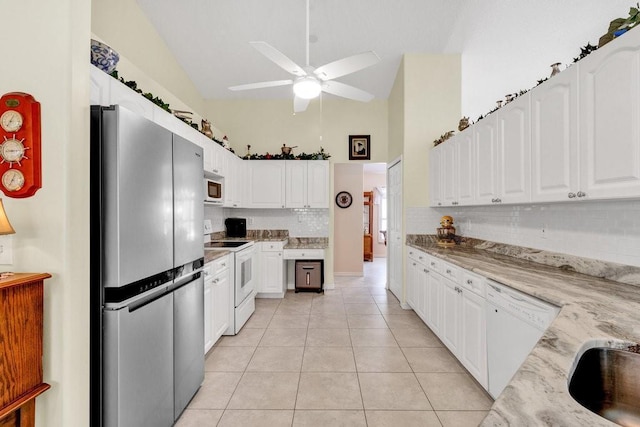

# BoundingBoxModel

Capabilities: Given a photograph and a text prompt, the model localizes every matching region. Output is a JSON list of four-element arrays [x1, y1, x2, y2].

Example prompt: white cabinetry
[[204, 254, 231, 353], [497, 94, 531, 204], [457, 130, 475, 205], [224, 152, 244, 208], [405, 246, 488, 388], [441, 141, 458, 206], [474, 115, 499, 205], [247, 161, 286, 208], [257, 241, 286, 297], [285, 160, 330, 208], [531, 65, 579, 202], [579, 30, 640, 200], [429, 147, 443, 207]]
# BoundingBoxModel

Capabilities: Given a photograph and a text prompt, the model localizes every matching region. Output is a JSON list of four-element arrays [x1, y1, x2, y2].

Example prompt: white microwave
[[204, 178, 223, 203]]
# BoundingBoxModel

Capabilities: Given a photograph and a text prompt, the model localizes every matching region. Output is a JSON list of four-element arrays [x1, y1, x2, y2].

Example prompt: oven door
[[235, 245, 256, 306]]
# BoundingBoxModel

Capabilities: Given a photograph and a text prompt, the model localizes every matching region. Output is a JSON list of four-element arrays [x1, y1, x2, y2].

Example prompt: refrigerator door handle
[[128, 287, 173, 313], [173, 270, 203, 291]]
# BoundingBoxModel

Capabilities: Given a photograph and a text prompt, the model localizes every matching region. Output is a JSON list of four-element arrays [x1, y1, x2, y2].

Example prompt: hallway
[[177, 258, 492, 426]]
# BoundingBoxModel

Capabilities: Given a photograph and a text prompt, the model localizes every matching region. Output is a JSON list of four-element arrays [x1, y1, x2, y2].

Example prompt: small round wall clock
[[335, 191, 353, 208], [0, 92, 41, 198]]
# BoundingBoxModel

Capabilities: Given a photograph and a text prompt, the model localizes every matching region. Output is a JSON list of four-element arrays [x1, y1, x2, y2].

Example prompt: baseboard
[[400, 302, 411, 310]]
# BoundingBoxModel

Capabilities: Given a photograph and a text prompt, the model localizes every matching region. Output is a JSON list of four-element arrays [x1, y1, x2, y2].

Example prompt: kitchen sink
[[569, 346, 640, 426]]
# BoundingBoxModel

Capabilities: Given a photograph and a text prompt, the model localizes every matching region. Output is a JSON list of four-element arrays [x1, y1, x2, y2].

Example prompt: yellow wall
[[1, 1, 91, 426], [388, 59, 405, 161], [206, 98, 389, 162], [403, 54, 461, 208], [334, 164, 365, 275]]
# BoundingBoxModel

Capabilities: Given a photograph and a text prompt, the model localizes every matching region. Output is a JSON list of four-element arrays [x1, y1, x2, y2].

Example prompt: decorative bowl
[[90, 39, 119, 74]]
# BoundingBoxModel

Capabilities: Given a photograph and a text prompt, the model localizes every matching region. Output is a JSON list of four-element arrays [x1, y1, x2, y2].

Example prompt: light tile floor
[[177, 257, 492, 427]]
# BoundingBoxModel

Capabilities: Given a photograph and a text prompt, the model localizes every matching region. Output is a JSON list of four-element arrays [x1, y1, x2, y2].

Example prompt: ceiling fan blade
[[321, 81, 374, 102], [229, 79, 293, 91], [294, 96, 310, 113], [314, 51, 380, 81], [250, 41, 307, 77]]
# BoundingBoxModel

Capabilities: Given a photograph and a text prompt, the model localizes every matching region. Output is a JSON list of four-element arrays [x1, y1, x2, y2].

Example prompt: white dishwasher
[[486, 280, 559, 399]]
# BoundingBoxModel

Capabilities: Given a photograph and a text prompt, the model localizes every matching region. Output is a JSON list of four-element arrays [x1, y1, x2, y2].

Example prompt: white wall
[[1, 1, 90, 426], [407, 200, 640, 268], [445, 1, 632, 120]]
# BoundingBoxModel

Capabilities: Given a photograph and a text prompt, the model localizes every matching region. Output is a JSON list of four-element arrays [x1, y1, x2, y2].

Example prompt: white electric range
[[203, 222, 256, 334]]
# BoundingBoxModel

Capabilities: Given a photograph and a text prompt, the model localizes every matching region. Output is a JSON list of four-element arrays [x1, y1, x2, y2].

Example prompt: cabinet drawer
[[206, 254, 230, 278], [262, 241, 285, 252], [425, 255, 441, 274], [461, 270, 485, 298], [407, 247, 427, 264], [283, 249, 325, 260], [442, 262, 459, 282]]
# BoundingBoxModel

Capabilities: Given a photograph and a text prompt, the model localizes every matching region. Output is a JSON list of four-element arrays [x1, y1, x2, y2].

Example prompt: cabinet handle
[[423, 269, 429, 273], [412, 263, 416, 266], [430, 262, 436, 267], [213, 278, 219, 284], [568, 192, 576, 199], [446, 269, 452, 274], [577, 191, 586, 198], [466, 279, 473, 285], [438, 202, 442, 206], [419, 256, 423, 260], [221, 263, 226, 267]]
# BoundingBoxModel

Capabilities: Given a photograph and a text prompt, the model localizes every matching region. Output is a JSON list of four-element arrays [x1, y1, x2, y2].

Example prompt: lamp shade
[[293, 77, 322, 99], [0, 199, 15, 235]]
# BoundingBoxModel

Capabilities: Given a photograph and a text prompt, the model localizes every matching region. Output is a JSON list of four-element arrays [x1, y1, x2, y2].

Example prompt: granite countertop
[[406, 237, 640, 426], [284, 237, 329, 249], [204, 250, 230, 264]]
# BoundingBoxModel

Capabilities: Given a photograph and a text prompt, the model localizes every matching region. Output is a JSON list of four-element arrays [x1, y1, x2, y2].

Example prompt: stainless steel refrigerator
[[90, 105, 204, 427]]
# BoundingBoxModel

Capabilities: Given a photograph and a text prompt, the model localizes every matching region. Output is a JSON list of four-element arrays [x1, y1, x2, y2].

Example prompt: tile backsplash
[[407, 200, 640, 268], [204, 206, 329, 237]]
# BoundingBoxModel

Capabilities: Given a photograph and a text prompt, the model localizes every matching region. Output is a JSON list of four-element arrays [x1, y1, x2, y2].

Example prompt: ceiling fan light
[[293, 77, 321, 99]]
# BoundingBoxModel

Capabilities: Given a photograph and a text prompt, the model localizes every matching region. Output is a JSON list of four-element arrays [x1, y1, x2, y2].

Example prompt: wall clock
[[335, 191, 353, 208], [0, 92, 41, 198]]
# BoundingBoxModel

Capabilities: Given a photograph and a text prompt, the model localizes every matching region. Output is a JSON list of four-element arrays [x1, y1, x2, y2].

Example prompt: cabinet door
[[457, 131, 475, 205], [474, 116, 499, 204], [285, 160, 307, 208], [425, 271, 443, 336], [429, 146, 443, 207], [460, 290, 488, 388], [441, 139, 458, 206], [579, 30, 640, 200], [497, 94, 531, 204], [405, 258, 419, 313], [260, 250, 284, 293], [204, 279, 213, 353], [306, 161, 330, 208], [247, 161, 286, 208], [212, 271, 230, 343], [531, 66, 579, 202], [441, 277, 461, 355]]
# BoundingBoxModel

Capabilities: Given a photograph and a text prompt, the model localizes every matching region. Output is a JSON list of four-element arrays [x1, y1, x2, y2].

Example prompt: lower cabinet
[[257, 241, 286, 297], [204, 254, 231, 354], [405, 245, 488, 388]]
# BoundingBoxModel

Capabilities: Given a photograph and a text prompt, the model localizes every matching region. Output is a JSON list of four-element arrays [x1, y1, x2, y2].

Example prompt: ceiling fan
[[228, 0, 380, 113]]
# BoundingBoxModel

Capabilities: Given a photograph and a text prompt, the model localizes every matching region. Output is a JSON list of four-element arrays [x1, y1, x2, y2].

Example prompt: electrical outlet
[[248, 218, 253, 226], [0, 235, 13, 265]]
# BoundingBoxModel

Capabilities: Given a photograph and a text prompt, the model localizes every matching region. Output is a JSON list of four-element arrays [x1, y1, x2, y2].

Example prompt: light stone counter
[[407, 236, 640, 426]]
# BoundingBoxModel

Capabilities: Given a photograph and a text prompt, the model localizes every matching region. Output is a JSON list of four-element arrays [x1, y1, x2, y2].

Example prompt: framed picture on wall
[[349, 135, 370, 160]]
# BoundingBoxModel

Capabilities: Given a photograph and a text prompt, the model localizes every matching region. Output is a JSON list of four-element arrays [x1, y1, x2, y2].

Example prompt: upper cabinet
[[530, 65, 579, 202], [247, 161, 286, 208], [579, 30, 640, 200], [430, 28, 640, 207], [285, 160, 329, 208]]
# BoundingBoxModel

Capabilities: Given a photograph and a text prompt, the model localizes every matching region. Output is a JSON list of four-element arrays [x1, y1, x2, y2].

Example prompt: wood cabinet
[[247, 161, 286, 208], [0, 273, 51, 427], [204, 256, 230, 353], [363, 191, 373, 261]]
